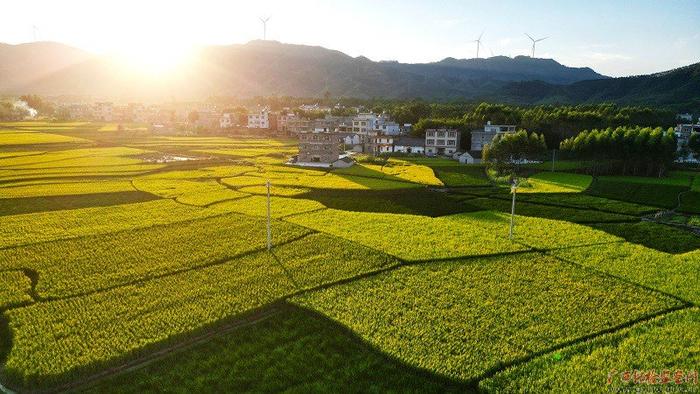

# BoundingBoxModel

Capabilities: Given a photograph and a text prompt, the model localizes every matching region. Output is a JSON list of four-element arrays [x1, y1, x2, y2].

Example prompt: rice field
[[0, 121, 697, 393]]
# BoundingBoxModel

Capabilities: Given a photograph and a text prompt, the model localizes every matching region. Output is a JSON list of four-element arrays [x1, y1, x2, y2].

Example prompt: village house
[[471, 121, 516, 151], [220, 113, 235, 129], [94, 102, 113, 122], [675, 122, 700, 161], [248, 108, 270, 129], [367, 135, 394, 155], [296, 131, 353, 168], [425, 128, 460, 156], [393, 136, 425, 154]]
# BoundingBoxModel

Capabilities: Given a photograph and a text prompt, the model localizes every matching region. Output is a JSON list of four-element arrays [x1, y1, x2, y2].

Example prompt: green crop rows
[[292, 252, 681, 382], [0, 123, 698, 393]]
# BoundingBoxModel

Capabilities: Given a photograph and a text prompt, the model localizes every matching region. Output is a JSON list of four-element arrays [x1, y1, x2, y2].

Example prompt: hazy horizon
[[2, 0, 699, 78]]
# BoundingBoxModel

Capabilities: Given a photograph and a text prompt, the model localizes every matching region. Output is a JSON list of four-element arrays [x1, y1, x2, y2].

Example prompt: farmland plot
[[286, 209, 527, 260], [481, 308, 700, 392], [86, 305, 460, 393], [2, 233, 399, 390], [0, 213, 311, 298], [0, 199, 220, 249], [292, 253, 681, 382], [554, 242, 700, 304], [0, 271, 33, 309]]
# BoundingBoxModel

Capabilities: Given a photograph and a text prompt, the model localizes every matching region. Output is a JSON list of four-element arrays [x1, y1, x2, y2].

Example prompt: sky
[[2, 0, 699, 77]]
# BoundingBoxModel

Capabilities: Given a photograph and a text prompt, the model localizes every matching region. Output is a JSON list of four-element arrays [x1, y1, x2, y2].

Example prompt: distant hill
[[1, 40, 698, 108], [0, 40, 607, 100], [495, 62, 700, 108], [0, 42, 91, 93]]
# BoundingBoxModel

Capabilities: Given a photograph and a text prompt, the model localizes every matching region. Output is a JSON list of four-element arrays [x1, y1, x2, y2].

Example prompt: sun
[[113, 41, 194, 76]]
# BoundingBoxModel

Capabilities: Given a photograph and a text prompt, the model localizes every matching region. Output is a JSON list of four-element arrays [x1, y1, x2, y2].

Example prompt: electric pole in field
[[509, 179, 518, 240], [266, 180, 272, 251], [551, 149, 556, 172]]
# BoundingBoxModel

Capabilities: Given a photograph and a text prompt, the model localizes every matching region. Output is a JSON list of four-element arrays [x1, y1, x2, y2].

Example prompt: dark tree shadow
[[0, 191, 160, 216], [84, 302, 474, 393]]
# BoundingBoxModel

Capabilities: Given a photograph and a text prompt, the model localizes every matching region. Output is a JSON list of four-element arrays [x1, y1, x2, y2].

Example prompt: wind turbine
[[525, 33, 548, 58], [472, 31, 484, 58], [32, 25, 39, 42], [260, 16, 271, 40]]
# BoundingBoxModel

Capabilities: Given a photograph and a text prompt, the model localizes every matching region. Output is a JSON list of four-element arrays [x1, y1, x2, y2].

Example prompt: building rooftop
[[394, 136, 425, 146]]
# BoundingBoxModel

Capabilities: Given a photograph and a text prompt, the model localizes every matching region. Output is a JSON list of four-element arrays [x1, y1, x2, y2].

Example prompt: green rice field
[[0, 122, 697, 393]]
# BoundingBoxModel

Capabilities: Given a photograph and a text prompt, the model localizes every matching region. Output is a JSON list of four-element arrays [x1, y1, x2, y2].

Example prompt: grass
[[0, 271, 33, 309], [554, 242, 700, 304], [222, 171, 420, 191], [679, 191, 700, 214], [587, 178, 688, 209], [211, 196, 326, 218], [462, 197, 636, 224], [285, 209, 527, 260], [0, 181, 135, 198], [0, 213, 311, 298], [590, 221, 700, 254], [521, 172, 593, 193], [2, 233, 399, 390], [433, 165, 491, 187], [292, 252, 681, 383], [0, 200, 220, 249], [481, 308, 700, 392], [85, 305, 461, 393], [489, 192, 657, 216], [0, 191, 160, 216], [299, 188, 467, 217], [132, 178, 248, 206], [0, 130, 88, 146], [335, 158, 443, 186]]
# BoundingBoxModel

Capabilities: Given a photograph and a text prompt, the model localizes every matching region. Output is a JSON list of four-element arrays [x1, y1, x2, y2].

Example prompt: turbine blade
[[525, 33, 534, 41], [536, 36, 549, 42]]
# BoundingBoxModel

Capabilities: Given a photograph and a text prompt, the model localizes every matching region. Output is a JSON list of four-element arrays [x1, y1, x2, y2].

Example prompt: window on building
[[427, 131, 434, 137], [427, 139, 435, 145], [437, 131, 445, 137], [437, 139, 445, 145], [448, 132, 456, 137], [447, 140, 455, 146]]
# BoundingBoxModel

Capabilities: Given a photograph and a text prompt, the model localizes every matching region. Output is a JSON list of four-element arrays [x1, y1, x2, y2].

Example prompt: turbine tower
[[472, 31, 484, 58], [525, 33, 548, 58], [260, 17, 270, 40], [32, 25, 39, 42]]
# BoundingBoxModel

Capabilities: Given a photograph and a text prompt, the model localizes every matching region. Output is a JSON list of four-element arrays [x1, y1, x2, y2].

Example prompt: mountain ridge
[[0, 40, 697, 108]]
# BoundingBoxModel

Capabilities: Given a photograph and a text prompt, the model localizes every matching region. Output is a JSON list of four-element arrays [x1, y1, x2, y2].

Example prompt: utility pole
[[509, 180, 518, 240], [551, 149, 556, 172], [266, 180, 272, 251]]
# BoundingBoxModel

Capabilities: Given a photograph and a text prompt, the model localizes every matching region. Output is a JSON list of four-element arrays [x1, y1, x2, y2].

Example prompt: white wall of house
[[248, 110, 270, 129], [394, 145, 425, 154]]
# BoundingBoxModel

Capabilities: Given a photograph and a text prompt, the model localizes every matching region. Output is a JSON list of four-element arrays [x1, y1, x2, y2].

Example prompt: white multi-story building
[[248, 109, 270, 129], [425, 128, 460, 156], [471, 121, 517, 151], [352, 113, 378, 134]]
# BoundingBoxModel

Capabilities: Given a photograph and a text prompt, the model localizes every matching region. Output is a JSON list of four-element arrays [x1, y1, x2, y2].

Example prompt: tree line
[[404, 102, 675, 148], [559, 126, 677, 177]]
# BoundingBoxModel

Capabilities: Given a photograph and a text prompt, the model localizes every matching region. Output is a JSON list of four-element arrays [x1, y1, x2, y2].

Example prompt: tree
[[483, 130, 547, 175]]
